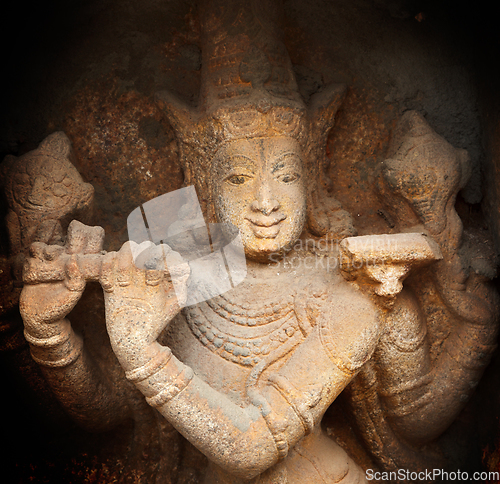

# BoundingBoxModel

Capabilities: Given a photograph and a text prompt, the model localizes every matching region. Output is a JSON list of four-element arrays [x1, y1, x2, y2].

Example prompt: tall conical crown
[[156, 0, 353, 237]]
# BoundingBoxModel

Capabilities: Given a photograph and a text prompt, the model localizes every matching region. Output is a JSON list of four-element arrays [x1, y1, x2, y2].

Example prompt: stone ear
[[387, 110, 432, 159], [38, 131, 72, 157], [456, 148, 472, 190], [305, 83, 348, 238], [155, 91, 199, 144], [308, 83, 346, 141], [307, 189, 330, 236]]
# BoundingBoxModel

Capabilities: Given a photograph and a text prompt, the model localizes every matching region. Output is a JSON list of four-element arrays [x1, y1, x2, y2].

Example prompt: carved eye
[[277, 173, 300, 184], [227, 175, 249, 185]]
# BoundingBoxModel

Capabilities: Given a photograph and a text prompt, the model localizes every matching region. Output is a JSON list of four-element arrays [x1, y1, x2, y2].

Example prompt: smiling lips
[[246, 214, 286, 239]]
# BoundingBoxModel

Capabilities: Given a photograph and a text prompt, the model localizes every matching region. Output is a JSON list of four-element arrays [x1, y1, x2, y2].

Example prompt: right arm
[[103, 242, 354, 479], [103, 242, 383, 479], [19, 221, 131, 431]]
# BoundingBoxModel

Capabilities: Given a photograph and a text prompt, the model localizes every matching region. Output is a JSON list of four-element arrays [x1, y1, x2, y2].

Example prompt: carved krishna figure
[[8, 0, 498, 482]]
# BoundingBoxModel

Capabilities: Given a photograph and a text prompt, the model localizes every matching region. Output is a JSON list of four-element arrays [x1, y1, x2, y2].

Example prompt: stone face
[[1, 0, 500, 482], [0, 132, 94, 281]]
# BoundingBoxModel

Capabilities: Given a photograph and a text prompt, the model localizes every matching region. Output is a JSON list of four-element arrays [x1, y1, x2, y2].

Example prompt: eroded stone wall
[[1, 0, 499, 482]]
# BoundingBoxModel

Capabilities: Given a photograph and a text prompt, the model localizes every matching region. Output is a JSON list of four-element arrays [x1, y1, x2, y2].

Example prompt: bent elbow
[[209, 432, 279, 480]]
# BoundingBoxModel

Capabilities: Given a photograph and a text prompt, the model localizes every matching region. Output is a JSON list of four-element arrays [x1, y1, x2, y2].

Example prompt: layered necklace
[[184, 288, 303, 368]]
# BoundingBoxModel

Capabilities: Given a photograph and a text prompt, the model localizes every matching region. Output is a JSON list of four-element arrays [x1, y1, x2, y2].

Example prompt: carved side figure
[[347, 111, 499, 473], [4, 135, 182, 480], [12, 0, 498, 482], [0, 132, 94, 282]]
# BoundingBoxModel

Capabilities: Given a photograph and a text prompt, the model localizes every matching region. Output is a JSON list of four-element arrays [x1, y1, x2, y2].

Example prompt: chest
[[165, 259, 353, 401]]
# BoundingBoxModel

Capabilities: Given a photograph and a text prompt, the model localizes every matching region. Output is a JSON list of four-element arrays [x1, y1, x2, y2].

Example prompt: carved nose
[[251, 186, 280, 215]]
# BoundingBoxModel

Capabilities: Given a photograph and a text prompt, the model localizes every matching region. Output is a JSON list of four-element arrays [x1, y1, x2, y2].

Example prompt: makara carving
[[4, 0, 498, 482]]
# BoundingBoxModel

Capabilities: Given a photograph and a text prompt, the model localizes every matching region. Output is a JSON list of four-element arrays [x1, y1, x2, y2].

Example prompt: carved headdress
[[157, 0, 354, 237]]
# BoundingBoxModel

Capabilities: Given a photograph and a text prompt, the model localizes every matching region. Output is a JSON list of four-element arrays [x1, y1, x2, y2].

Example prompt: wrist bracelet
[[268, 374, 318, 435], [379, 373, 433, 398], [261, 408, 289, 460], [384, 390, 434, 418], [125, 347, 173, 383], [24, 319, 72, 348], [30, 332, 83, 368], [146, 366, 194, 408]]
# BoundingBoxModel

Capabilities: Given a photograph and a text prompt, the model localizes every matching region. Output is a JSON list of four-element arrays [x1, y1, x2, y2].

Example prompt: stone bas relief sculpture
[[4, 0, 499, 482], [1, 132, 94, 283]]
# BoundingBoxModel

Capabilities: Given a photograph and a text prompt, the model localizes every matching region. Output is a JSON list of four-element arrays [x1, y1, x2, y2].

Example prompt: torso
[[163, 249, 379, 483], [165, 250, 338, 396]]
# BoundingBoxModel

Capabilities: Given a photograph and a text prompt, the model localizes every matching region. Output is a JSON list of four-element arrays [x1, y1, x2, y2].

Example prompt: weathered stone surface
[[1, 0, 500, 482]]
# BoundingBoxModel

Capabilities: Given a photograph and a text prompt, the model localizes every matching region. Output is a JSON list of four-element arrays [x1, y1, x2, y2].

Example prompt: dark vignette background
[[0, 0, 499, 482]]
